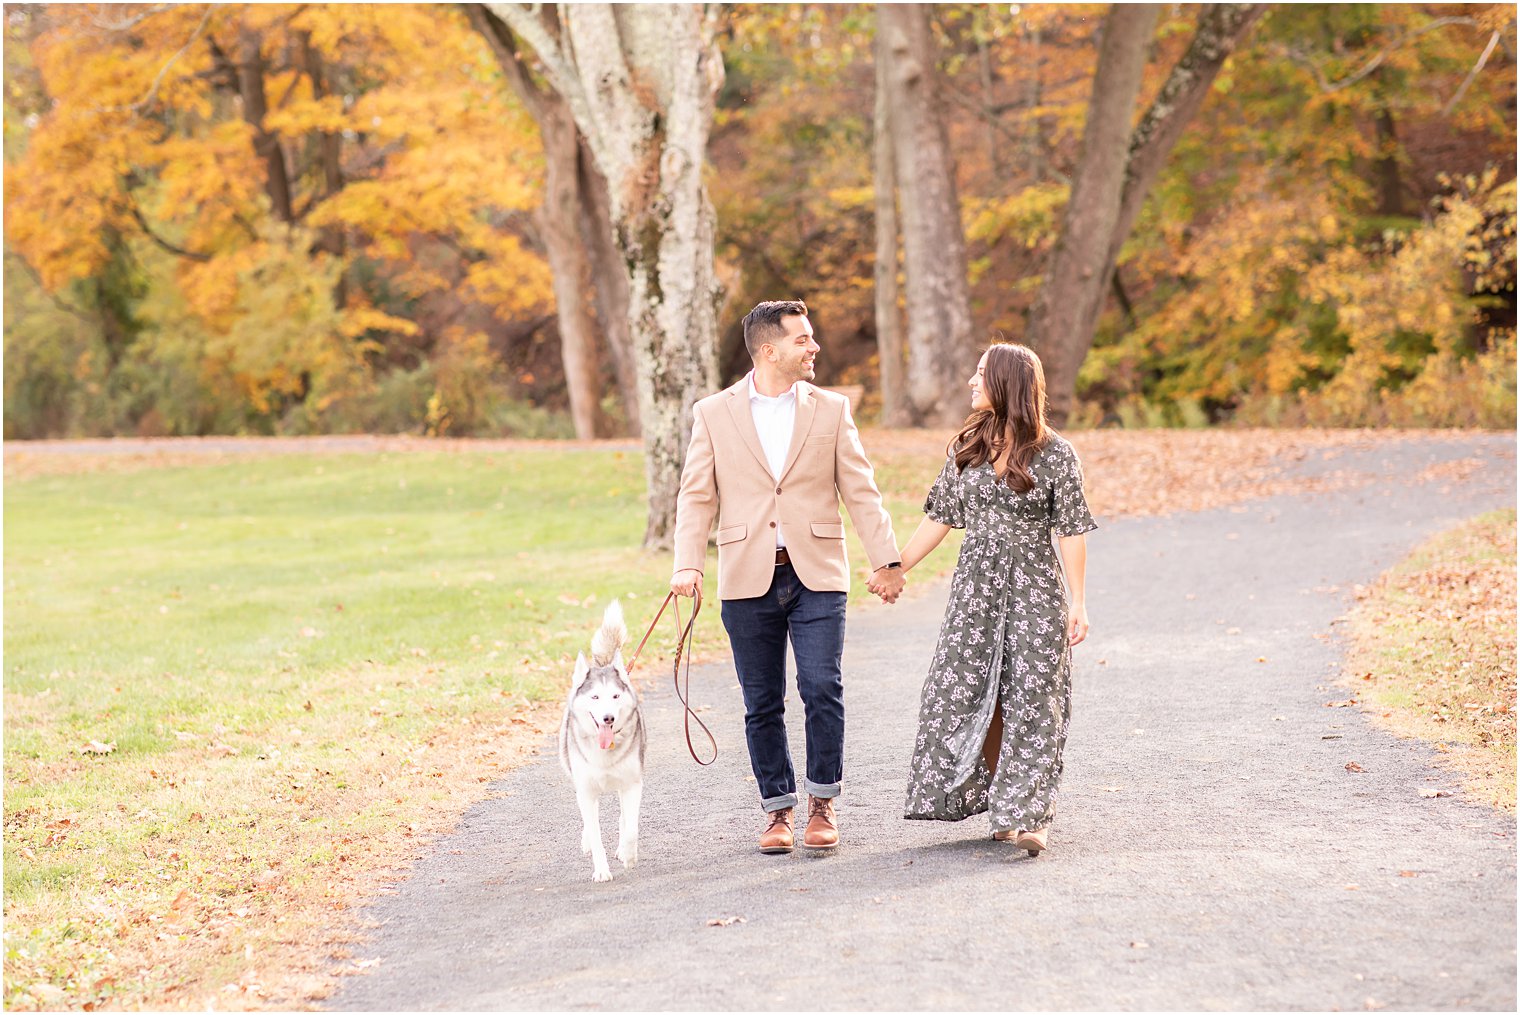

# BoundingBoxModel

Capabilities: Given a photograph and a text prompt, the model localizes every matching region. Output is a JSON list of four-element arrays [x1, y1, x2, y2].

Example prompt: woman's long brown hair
[[950, 343, 1050, 492]]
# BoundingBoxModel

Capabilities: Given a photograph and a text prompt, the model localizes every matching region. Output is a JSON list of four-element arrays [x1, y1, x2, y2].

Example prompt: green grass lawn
[[3, 445, 954, 1008]]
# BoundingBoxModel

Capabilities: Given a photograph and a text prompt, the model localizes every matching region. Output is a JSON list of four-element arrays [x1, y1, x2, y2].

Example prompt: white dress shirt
[[747, 371, 796, 548]]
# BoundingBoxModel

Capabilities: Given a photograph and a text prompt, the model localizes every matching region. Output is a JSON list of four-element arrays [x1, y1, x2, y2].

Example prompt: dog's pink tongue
[[598, 725, 615, 750]]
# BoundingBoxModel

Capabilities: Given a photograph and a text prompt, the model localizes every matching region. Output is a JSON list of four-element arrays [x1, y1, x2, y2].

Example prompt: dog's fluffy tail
[[590, 599, 627, 667]]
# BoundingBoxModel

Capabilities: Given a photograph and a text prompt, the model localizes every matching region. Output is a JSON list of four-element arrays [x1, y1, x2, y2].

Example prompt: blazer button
[[775, 486, 782, 495], [769, 521, 776, 528]]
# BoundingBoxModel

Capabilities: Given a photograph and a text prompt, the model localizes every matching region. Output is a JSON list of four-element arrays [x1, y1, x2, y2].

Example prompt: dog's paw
[[591, 865, 613, 883], [617, 839, 638, 868]]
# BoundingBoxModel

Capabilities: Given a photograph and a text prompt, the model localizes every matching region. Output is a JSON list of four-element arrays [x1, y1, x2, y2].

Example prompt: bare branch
[[91, 4, 173, 33], [1443, 29, 1502, 115], [5, 251, 95, 322], [133, 4, 214, 112], [1288, 16, 1480, 95], [126, 201, 213, 262]]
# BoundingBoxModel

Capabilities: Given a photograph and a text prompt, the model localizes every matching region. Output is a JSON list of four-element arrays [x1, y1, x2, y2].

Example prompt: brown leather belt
[[774, 548, 791, 566]]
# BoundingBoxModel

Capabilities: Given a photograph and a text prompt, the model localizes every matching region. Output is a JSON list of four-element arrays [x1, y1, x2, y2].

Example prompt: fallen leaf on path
[[1129, 940, 1150, 949], [1417, 788, 1451, 798], [1398, 871, 1419, 878], [706, 915, 746, 927], [1324, 700, 1357, 708], [1344, 761, 1364, 773]]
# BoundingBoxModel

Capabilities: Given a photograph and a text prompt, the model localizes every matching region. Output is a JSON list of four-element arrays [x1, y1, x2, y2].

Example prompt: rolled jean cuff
[[803, 778, 840, 799], [761, 791, 798, 813]]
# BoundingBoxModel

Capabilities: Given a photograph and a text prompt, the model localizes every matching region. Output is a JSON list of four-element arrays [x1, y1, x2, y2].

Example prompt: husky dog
[[560, 600, 646, 882]]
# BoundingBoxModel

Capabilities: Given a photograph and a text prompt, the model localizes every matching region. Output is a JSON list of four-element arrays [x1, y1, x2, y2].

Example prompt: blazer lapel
[[724, 378, 771, 475], [777, 382, 817, 483]]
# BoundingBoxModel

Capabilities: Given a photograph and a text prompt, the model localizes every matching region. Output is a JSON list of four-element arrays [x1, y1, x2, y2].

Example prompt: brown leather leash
[[626, 588, 717, 766]]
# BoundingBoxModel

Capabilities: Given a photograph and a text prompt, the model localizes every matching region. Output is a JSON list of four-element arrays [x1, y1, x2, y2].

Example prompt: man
[[671, 299, 905, 854]]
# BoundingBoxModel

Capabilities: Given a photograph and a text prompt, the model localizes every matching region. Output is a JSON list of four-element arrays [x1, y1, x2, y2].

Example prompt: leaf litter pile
[[1344, 509, 1517, 812]]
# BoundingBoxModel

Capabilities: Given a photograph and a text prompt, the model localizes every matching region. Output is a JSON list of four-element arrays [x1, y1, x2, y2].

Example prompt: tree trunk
[[1028, 3, 1264, 425], [878, 3, 977, 427], [1374, 105, 1404, 217], [538, 110, 607, 439], [872, 23, 908, 427], [485, 3, 723, 549], [234, 26, 294, 224], [577, 137, 641, 437]]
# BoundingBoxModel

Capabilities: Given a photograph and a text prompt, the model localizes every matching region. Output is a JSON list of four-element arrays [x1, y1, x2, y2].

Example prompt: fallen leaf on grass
[[1345, 761, 1365, 773], [80, 740, 116, 755], [170, 889, 193, 911], [706, 915, 746, 927], [208, 744, 237, 758]]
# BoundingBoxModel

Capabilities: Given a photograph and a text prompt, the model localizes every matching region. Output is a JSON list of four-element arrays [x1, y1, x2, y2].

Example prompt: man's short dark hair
[[742, 300, 808, 358]]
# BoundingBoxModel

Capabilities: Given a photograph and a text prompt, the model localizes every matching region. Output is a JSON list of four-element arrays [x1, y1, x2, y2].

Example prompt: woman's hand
[[1067, 601, 1090, 647]]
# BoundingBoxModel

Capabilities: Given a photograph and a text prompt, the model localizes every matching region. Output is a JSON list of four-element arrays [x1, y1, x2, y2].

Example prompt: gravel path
[[328, 433, 1516, 1012]]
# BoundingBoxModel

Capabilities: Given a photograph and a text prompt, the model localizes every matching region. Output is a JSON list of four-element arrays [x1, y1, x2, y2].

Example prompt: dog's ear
[[571, 652, 589, 688]]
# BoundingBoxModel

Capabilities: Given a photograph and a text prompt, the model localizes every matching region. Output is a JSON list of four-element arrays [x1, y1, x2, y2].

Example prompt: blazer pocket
[[716, 523, 747, 546], [805, 434, 835, 446], [810, 521, 845, 540]]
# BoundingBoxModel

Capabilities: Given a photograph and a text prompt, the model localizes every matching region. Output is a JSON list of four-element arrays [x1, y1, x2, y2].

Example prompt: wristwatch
[[883, 562, 902, 569]]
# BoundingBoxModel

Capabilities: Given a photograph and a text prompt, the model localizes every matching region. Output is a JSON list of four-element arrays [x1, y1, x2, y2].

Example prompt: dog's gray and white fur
[[559, 600, 646, 882]]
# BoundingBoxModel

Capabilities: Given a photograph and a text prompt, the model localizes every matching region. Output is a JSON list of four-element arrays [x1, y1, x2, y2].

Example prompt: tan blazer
[[673, 377, 900, 600]]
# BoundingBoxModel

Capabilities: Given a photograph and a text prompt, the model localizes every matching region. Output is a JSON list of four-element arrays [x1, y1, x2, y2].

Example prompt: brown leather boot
[[803, 795, 838, 850], [759, 807, 794, 854]]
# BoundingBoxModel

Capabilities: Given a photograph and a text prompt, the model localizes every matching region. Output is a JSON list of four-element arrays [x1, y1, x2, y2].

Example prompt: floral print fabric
[[903, 434, 1097, 833]]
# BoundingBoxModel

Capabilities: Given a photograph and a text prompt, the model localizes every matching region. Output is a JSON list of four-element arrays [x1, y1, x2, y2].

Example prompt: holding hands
[[868, 564, 906, 604]]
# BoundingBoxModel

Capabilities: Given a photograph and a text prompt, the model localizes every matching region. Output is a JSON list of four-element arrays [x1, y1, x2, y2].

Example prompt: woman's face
[[968, 352, 993, 412]]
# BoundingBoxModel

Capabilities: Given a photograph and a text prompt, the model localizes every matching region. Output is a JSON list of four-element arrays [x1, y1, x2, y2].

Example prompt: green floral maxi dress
[[903, 434, 1097, 834]]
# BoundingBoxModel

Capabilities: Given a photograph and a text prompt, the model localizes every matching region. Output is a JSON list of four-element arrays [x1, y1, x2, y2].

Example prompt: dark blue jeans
[[720, 562, 847, 812]]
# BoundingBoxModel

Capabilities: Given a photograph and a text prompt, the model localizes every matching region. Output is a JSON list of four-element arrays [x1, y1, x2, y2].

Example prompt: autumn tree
[[466, 3, 641, 440], [4, 3, 554, 437], [483, 3, 724, 549], [1027, 3, 1267, 425]]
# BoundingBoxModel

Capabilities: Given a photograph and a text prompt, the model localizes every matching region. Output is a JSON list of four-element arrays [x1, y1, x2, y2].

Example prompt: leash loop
[[626, 588, 716, 766]]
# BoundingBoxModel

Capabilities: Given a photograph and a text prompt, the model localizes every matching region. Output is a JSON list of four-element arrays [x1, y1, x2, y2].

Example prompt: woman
[[899, 343, 1096, 856]]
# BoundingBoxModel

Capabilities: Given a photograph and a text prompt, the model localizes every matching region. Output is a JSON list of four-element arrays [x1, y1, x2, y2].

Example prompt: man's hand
[[671, 568, 703, 598], [867, 565, 905, 604]]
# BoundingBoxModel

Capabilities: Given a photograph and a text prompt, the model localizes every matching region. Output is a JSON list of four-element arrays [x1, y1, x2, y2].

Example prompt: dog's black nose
[[602, 715, 614, 725]]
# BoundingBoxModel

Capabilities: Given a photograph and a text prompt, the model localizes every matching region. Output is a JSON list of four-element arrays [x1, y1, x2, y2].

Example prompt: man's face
[[766, 315, 819, 383]]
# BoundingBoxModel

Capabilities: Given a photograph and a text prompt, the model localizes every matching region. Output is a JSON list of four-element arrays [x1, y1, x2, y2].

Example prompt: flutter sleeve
[[924, 456, 966, 529], [1051, 439, 1098, 537]]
